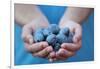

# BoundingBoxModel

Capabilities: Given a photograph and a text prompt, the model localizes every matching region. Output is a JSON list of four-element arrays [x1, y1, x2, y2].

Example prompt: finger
[[57, 48, 75, 59], [22, 25, 33, 44], [55, 49, 65, 60], [24, 42, 48, 53], [33, 46, 53, 58], [48, 51, 56, 58], [61, 40, 81, 51], [48, 51, 56, 62], [56, 52, 67, 60], [73, 26, 82, 43], [23, 34, 33, 44]]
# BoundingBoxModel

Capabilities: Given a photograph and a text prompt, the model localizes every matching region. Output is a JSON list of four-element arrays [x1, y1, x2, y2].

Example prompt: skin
[[15, 4, 92, 62], [49, 21, 82, 61], [15, 4, 53, 58], [49, 7, 92, 61]]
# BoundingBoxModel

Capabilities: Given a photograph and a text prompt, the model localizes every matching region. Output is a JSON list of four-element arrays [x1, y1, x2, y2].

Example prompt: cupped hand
[[49, 20, 82, 61], [22, 21, 53, 58]]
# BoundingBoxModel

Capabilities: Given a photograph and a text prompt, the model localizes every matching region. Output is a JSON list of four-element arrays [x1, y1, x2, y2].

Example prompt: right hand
[[22, 21, 53, 58], [48, 20, 82, 61]]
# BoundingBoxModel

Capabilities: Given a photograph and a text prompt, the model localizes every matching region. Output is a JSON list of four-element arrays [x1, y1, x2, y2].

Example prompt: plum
[[59, 27, 69, 36], [46, 34, 57, 46], [54, 43, 61, 51], [34, 28, 44, 42], [43, 28, 52, 38], [56, 33, 68, 44], [48, 24, 60, 34], [33, 25, 74, 52]]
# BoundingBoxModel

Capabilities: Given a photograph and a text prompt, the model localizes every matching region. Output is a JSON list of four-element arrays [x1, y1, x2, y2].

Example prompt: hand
[[22, 21, 53, 58], [49, 20, 82, 61]]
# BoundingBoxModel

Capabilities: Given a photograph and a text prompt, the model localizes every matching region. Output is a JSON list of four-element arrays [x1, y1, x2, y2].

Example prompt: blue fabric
[[14, 5, 94, 65]]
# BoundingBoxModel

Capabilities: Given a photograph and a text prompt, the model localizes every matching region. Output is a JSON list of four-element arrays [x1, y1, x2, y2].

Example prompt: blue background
[[14, 5, 94, 65]]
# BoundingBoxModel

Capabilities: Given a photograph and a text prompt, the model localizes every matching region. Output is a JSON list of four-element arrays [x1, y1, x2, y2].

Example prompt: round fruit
[[33, 24, 74, 52], [34, 28, 44, 42], [35, 28, 44, 33], [59, 27, 69, 36], [46, 34, 57, 46], [56, 33, 68, 44], [48, 24, 60, 34], [54, 43, 61, 51], [43, 28, 52, 38]]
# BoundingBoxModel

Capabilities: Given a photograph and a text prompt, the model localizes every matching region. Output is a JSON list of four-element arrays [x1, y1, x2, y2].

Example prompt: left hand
[[22, 20, 53, 58]]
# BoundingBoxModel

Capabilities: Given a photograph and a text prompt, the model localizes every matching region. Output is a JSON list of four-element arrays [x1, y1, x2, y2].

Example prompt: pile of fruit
[[33, 24, 74, 51]]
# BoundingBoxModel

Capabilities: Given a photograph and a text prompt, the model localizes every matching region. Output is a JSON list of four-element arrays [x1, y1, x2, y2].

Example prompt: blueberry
[[48, 24, 60, 34], [42, 28, 52, 38], [54, 43, 61, 51], [35, 28, 44, 33], [34, 28, 44, 42], [60, 28, 69, 36], [67, 32, 74, 43], [56, 33, 68, 44], [46, 34, 57, 46]]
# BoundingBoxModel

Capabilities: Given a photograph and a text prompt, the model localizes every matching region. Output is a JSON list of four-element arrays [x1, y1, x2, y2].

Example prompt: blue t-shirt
[[15, 5, 94, 65]]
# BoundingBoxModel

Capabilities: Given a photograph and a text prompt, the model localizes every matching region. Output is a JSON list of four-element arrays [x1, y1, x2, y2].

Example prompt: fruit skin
[[34, 28, 44, 42], [56, 33, 68, 44], [48, 24, 60, 34], [46, 34, 57, 46], [54, 43, 61, 51], [33, 25, 74, 52], [59, 28, 69, 36], [42, 28, 52, 38], [34, 28, 44, 33]]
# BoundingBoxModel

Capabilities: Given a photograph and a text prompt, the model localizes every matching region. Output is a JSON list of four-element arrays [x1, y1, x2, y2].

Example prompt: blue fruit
[[43, 28, 52, 37], [46, 34, 57, 46], [48, 24, 60, 34], [33, 26, 74, 52], [35, 28, 44, 33], [56, 33, 68, 44], [54, 43, 61, 51], [60, 28, 69, 36], [34, 28, 44, 42]]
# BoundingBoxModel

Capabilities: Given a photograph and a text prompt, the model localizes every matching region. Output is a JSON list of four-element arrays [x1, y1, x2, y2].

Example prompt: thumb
[[27, 34, 34, 44], [22, 25, 34, 44], [73, 26, 82, 43], [22, 34, 33, 44]]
